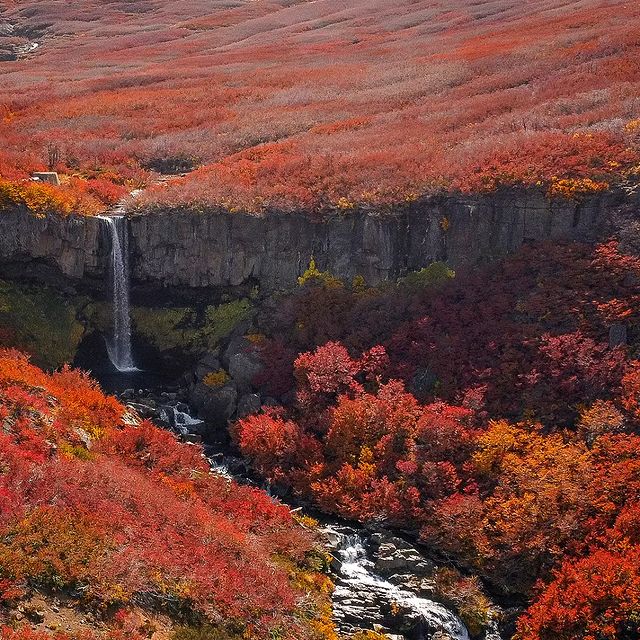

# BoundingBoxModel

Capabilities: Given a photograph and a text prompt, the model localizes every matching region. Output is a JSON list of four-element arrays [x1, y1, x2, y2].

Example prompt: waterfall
[[98, 215, 137, 372]]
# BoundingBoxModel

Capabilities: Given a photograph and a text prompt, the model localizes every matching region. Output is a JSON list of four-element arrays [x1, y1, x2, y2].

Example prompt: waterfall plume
[[98, 215, 137, 372]]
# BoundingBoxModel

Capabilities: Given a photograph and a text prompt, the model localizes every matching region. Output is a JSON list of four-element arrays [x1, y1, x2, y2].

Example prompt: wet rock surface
[[325, 525, 474, 640], [370, 533, 436, 579]]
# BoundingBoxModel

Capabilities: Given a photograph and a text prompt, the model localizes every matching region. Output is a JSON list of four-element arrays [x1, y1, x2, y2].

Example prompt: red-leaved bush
[[234, 239, 640, 636], [0, 350, 334, 640]]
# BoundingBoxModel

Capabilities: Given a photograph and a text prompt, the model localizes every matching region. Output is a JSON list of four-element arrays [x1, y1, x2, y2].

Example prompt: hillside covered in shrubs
[[0, 349, 336, 640], [230, 239, 640, 639], [1, 0, 639, 215]]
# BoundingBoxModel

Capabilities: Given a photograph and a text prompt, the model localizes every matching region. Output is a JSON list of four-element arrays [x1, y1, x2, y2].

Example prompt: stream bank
[[114, 383, 508, 640]]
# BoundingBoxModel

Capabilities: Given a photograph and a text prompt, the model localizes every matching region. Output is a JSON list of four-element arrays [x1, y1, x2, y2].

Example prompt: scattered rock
[[125, 400, 169, 427], [237, 393, 261, 418], [24, 607, 45, 624], [73, 428, 92, 449], [190, 381, 238, 428], [228, 351, 263, 391], [609, 323, 627, 348]]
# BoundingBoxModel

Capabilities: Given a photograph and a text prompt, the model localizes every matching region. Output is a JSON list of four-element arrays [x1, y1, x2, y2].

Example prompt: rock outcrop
[[0, 205, 105, 288], [187, 337, 265, 433], [326, 526, 481, 640], [128, 189, 613, 290], [0, 188, 628, 296]]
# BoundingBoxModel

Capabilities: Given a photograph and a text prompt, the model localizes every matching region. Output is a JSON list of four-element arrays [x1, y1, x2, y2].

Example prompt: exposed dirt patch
[[1, 592, 174, 639]]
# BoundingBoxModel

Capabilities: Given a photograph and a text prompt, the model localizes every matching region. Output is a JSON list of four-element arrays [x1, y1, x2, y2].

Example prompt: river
[[111, 384, 503, 640]]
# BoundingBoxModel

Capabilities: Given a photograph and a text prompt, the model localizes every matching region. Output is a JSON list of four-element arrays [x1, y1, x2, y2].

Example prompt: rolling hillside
[[1, 0, 639, 213]]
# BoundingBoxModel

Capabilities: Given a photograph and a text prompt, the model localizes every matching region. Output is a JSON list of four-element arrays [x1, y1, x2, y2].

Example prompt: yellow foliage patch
[[0, 178, 107, 217], [203, 369, 231, 388], [547, 177, 609, 199]]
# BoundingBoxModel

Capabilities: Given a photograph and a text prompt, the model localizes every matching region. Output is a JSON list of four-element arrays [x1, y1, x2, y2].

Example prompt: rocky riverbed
[[114, 383, 506, 640], [326, 526, 471, 640]]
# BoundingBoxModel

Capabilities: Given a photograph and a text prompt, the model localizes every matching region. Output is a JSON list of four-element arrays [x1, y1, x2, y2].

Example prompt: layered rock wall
[[0, 189, 622, 293], [0, 205, 105, 286], [129, 189, 610, 290]]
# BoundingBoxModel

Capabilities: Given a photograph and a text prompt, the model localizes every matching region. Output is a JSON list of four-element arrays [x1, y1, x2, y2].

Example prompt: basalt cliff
[[1, 188, 632, 296]]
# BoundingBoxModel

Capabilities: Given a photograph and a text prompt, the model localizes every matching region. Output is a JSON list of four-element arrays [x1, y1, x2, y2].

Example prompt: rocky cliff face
[[0, 189, 625, 294], [129, 189, 612, 291], [0, 205, 106, 289]]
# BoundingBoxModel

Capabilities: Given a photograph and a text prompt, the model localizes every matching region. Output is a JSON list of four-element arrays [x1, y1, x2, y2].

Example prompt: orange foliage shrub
[[0, 349, 331, 639], [0, 180, 75, 217], [518, 547, 640, 640], [0, 178, 125, 217]]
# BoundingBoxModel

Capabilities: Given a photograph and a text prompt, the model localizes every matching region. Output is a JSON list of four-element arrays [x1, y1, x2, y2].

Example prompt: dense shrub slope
[[1, 0, 639, 214], [0, 350, 335, 640], [234, 241, 640, 638]]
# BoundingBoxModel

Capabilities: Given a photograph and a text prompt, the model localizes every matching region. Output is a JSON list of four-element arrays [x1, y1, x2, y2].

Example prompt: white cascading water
[[98, 215, 137, 372], [170, 406, 206, 435], [334, 534, 470, 640]]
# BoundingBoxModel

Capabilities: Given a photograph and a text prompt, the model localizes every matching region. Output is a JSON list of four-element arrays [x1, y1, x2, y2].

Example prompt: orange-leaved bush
[[0, 349, 334, 640]]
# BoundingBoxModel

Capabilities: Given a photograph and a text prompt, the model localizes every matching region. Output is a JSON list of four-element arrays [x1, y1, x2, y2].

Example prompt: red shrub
[[518, 547, 640, 640], [0, 350, 329, 639]]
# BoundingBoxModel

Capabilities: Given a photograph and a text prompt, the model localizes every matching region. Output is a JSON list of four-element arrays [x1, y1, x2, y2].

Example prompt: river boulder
[[189, 381, 238, 430]]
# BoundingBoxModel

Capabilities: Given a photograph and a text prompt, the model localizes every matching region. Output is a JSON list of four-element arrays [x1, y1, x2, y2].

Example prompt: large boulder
[[237, 393, 261, 418], [609, 323, 627, 348], [217, 335, 264, 392], [190, 381, 238, 429], [372, 535, 434, 577], [194, 351, 221, 381], [229, 351, 263, 391], [222, 336, 251, 369]]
